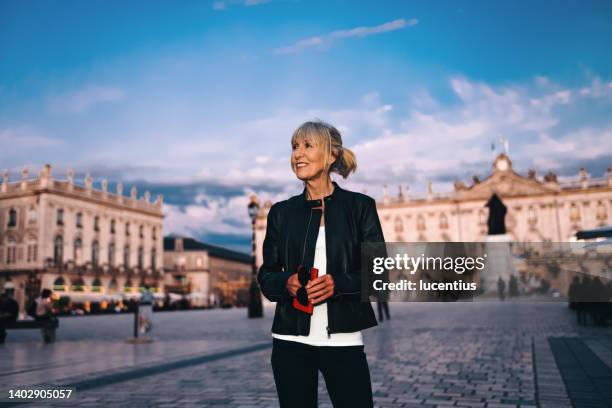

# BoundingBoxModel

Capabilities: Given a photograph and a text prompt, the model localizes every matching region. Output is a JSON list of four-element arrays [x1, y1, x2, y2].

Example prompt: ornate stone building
[[0, 164, 164, 314], [254, 153, 612, 266], [375, 154, 611, 243], [163, 235, 252, 307]]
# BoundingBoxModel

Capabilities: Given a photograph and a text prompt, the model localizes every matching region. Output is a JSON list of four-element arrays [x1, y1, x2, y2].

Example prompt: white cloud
[[0, 127, 62, 149], [48, 84, 125, 114], [157, 74, 611, 200], [213, 0, 271, 10], [163, 187, 288, 238], [275, 18, 417, 54]]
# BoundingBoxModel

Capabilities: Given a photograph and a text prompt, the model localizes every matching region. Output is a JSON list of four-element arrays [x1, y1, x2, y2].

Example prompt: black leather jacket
[[257, 181, 385, 336]]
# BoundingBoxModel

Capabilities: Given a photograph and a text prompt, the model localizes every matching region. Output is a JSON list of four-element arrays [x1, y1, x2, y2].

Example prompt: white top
[[273, 226, 364, 346]]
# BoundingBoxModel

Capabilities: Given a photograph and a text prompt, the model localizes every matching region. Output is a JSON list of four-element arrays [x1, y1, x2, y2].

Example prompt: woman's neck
[[305, 177, 334, 201]]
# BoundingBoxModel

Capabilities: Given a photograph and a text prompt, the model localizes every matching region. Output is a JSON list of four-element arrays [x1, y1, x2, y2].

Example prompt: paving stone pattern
[[2, 302, 612, 407]]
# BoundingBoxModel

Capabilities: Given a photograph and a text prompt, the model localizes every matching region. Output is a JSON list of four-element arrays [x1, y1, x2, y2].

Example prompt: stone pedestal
[[481, 234, 516, 295]]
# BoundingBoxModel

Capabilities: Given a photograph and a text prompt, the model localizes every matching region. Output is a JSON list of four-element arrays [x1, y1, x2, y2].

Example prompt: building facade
[[0, 164, 164, 314], [375, 154, 611, 243], [163, 236, 252, 307]]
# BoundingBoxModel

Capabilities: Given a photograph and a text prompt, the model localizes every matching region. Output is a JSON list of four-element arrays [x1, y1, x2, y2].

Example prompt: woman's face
[[291, 136, 332, 181]]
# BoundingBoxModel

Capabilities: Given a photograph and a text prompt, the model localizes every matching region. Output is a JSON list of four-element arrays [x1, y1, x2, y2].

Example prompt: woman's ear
[[330, 152, 338, 167]]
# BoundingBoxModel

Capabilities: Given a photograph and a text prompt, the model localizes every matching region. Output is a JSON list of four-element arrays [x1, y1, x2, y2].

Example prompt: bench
[[0, 318, 60, 343]]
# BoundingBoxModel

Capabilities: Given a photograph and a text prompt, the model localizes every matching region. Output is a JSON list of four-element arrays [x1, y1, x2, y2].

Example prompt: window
[[53, 276, 66, 291], [91, 240, 100, 266], [596, 201, 608, 221], [137, 246, 144, 269], [108, 242, 115, 267], [76, 212, 83, 228], [417, 214, 426, 231], [56, 208, 64, 226], [92, 277, 102, 293], [8, 208, 17, 228], [109, 278, 118, 294], [478, 209, 487, 225], [439, 213, 449, 230], [528, 205, 537, 227], [74, 238, 83, 263], [6, 238, 16, 264], [394, 216, 404, 233], [54, 235, 63, 266], [94, 216, 100, 232], [151, 248, 157, 271], [110, 219, 116, 234], [139, 225, 144, 239], [73, 276, 84, 292], [152, 227, 157, 241], [123, 245, 130, 268], [27, 243, 37, 263], [125, 222, 130, 236]]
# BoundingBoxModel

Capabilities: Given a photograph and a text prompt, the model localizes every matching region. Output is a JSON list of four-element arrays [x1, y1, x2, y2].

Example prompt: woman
[[257, 120, 385, 407], [34, 289, 57, 343]]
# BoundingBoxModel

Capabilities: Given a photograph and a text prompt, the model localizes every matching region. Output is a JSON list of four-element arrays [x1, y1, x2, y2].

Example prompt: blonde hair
[[290, 120, 357, 179]]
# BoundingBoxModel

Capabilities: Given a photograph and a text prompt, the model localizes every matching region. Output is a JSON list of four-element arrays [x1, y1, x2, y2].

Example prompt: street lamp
[[247, 194, 263, 318]]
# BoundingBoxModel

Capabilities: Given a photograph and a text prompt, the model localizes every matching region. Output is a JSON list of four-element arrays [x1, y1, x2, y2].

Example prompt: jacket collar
[[301, 181, 341, 208]]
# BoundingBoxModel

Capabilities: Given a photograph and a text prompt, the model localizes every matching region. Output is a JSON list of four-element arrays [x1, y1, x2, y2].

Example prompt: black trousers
[[271, 338, 373, 408]]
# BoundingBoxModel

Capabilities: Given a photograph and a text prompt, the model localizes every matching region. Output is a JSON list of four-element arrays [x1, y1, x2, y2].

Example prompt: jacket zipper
[[301, 210, 313, 265], [324, 199, 332, 338]]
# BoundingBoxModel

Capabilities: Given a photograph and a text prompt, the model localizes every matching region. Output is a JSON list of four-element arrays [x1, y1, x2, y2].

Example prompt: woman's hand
[[306, 275, 335, 305], [286, 273, 301, 297]]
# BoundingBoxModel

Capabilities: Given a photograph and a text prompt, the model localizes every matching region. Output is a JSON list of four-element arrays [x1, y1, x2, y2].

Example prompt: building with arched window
[[371, 154, 612, 243], [0, 164, 165, 315]]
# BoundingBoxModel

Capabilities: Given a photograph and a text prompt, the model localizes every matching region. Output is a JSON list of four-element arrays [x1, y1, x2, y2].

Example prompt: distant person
[[34, 289, 57, 343], [576, 276, 591, 325], [591, 277, 606, 326], [568, 276, 580, 310], [376, 290, 391, 322], [508, 275, 519, 298], [258, 121, 384, 407], [0, 292, 19, 343], [497, 277, 506, 301], [604, 282, 612, 326], [377, 300, 390, 322]]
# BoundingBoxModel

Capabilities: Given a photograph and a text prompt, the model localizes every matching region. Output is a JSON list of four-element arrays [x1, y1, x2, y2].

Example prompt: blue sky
[[1, 0, 611, 252]]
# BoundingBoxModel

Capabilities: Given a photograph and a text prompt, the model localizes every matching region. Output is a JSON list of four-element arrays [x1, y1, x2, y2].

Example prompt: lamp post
[[247, 194, 263, 318]]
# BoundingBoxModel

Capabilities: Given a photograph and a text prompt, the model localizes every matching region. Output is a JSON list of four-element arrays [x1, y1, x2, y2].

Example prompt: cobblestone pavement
[[2, 302, 612, 407]]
